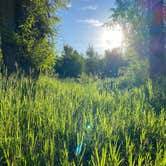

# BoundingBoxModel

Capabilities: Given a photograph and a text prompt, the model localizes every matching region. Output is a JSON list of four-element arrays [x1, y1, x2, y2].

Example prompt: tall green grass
[[0, 75, 165, 165]]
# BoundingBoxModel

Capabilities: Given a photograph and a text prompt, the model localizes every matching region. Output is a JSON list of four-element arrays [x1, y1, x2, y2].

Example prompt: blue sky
[[57, 0, 116, 55]]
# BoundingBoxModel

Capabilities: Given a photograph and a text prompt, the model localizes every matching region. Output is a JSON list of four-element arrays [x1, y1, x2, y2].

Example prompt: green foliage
[[150, 76, 166, 111], [85, 46, 101, 76], [85, 56, 101, 76], [55, 45, 149, 87], [102, 48, 126, 78], [0, 75, 165, 165], [0, 47, 2, 69], [14, 0, 64, 74], [110, 0, 166, 78], [117, 48, 149, 88], [86, 45, 98, 58], [0, 0, 67, 75], [55, 45, 84, 78], [110, 0, 149, 55]]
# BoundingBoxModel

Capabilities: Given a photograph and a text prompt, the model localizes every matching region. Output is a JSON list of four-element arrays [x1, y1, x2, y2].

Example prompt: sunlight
[[101, 25, 124, 50]]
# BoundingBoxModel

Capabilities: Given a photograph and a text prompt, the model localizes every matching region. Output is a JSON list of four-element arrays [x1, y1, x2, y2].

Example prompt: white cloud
[[81, 5, 97, 10], [66, 2, 72, 8], [77, 19, 103, 27]]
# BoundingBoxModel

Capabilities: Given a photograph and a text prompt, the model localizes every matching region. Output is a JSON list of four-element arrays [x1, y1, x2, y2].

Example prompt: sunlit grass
[[0, 75, 165, 165]]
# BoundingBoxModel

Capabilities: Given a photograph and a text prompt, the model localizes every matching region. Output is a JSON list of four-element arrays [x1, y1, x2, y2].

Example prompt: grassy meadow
[[0, 75, 165, 166]]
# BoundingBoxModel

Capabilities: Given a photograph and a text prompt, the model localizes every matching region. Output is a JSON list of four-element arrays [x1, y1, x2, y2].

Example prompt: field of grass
[[0, 75, 165, 165]]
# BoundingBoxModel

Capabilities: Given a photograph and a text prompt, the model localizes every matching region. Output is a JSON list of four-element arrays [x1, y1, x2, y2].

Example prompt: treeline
[[55, 45, 148, 86], [55, 45, 126, 78]]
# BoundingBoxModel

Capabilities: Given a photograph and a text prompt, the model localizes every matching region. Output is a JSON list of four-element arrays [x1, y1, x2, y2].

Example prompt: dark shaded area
[[55, 45, 127, 79], [149, 0, 166, 78], [0, 0, 62, 77]]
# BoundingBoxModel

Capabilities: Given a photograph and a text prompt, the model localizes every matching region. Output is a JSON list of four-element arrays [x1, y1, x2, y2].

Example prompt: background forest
[[0, 0, 166, 165]]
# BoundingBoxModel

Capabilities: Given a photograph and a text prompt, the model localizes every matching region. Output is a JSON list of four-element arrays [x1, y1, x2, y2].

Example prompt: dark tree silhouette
[[0, 0, 66, 75], [0, 0, 16, 74], [148, 0, 166, 78], [55, 45, 84, 78]]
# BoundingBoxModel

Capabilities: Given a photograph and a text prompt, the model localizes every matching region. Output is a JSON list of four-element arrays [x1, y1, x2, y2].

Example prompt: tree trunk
[[0, 0, 16, 75], [149, 0, 166, 79]]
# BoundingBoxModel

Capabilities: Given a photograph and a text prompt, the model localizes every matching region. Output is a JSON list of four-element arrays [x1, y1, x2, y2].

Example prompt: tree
[[0, 0, 66, 75], [110, 0, 149, 56], [86, 45, 98, 58], [118, 48, 149, 88], [55, 45, 84, 78], [103, 48, 126, 77], [148, 0, 166, 78], [85, 45, 101, 76], [110, 0, 166, 79], [0, 0, 17, 74]]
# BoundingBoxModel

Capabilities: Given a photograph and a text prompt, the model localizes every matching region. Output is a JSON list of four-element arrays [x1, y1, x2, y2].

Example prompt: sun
[[102, 25, 124, 50]]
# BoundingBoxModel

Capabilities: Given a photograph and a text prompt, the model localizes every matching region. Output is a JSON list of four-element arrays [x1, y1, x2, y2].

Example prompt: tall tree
[[111, 0, 166, 79], [0, 0, 16, 74], [86, 45, 97, 58], [55, 45, 84, 78], [148, 0, 166, 78], [0, 0, 67, 75], [85, 46, 101, 76], [110, 0, 149, 56], [102, 48, 126, 77]]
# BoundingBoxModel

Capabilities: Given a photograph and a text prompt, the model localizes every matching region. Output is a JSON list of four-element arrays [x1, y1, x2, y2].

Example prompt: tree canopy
[[0, 0, 67, 76], [55, 45, 84, 78], [110, 0, 166, 79]]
